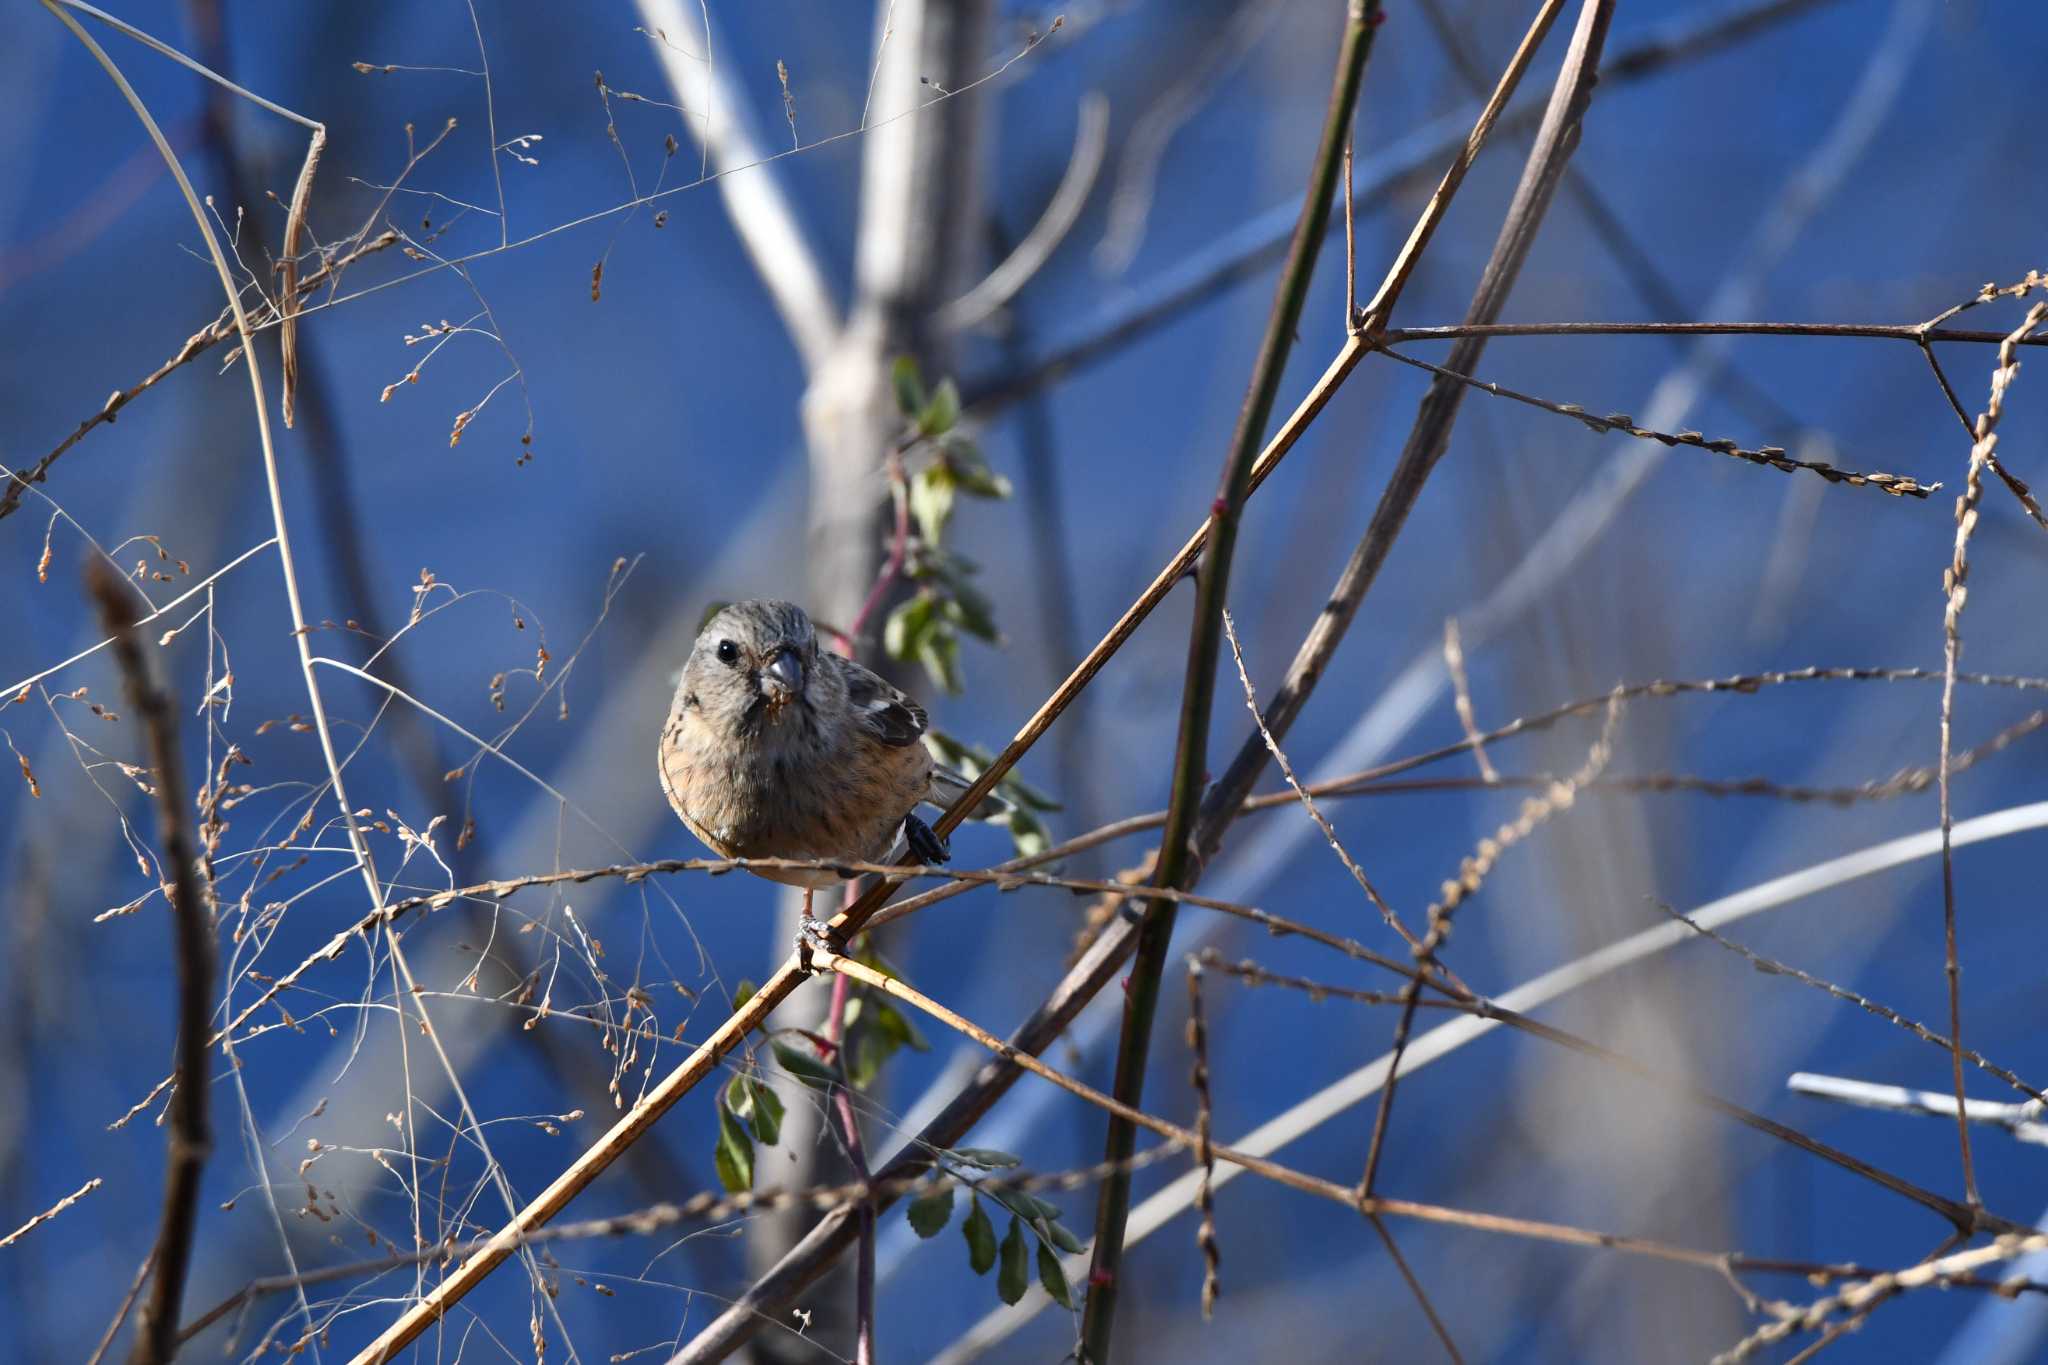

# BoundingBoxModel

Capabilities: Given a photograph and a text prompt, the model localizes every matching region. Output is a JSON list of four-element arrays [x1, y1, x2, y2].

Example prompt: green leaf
[[1044, 1215, 1086, 1255], [924, 733, 1060, 813], [963, 1195, 996, 1274], [920, 378, 961, 436], [917, 627, 963, 695], [906, 1181, 955, 1238], [997, 1215, 1029, 1305], [939, 589, 999, 645], [848, 1019, 896, 1090], [945, 439, 1011, 499], [921, 729, 969, 765], [872, 998, 930, 1053], [883, 595, 934, 664], [909, 463, 957, 546], [1003, 773, 1062, 814], [713, 1097, 754, 1192], [732, 978, 757, 1010], [771, 1038, 837, 1090], [1006, 810, 1051, 861], [746, 1078, 783, 1145], [892, 356, 926, 419], [1037, 1239, 1074, 1308], [985, 1187, 1064, 1238], [947, 1148, 1023, 1170]]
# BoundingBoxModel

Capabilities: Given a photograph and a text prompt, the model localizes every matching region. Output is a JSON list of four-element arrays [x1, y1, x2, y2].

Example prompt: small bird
[[657, 599, 1001, 923]]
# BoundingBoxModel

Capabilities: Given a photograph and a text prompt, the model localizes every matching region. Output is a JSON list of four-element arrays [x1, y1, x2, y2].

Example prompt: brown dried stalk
[[1185, 959, 1220, 1319]]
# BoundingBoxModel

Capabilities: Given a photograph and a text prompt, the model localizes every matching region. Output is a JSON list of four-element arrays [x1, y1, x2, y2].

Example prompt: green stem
[[1077, 3, 1383, 1356]]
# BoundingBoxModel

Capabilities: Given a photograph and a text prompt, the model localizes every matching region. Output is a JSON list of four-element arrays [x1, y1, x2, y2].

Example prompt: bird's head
[[680, 599, 821, 733]]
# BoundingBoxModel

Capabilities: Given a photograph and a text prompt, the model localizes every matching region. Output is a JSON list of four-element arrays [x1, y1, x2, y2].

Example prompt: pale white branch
[[1788, 1073, 2048, 1147]]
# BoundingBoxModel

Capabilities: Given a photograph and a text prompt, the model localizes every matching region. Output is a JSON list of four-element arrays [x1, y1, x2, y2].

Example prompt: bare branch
[[85, 559, 212, 1365]]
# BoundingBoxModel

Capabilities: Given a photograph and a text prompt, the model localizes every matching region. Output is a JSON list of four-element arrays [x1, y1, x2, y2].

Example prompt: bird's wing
[[838, 656, 929, 748]]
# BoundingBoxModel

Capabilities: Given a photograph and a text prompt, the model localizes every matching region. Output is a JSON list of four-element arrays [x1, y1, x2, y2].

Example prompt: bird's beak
[[762, 648, 805, 698]]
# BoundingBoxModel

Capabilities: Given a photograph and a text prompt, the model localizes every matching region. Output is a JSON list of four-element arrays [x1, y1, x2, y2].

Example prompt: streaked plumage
[[658, 599, 996, 890]]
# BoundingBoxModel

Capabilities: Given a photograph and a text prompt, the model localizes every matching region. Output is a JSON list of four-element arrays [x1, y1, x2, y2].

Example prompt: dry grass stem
[[1442, 618, 1498, 782], [1666, 906, 2046, 1103], [1936, 297, 2048, 1209], [1185, 959, 1220, 1319]]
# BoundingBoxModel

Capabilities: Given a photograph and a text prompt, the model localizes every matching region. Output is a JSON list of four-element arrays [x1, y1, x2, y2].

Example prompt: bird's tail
[[926, 763, 1014, 822]]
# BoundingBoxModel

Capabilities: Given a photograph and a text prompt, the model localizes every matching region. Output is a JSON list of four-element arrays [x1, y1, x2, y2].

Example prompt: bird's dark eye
[[715, 639, 739, 666]]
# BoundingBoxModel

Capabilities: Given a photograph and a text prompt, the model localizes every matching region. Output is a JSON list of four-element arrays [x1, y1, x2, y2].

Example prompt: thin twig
[[1916, 333, 2048, 530], [1356, 0, 1569, 334], [86, 1248, 154, 1365], [85, 555, 212, 1365], [0, 1176, 103, 1250], [1442, 618, 1498, 782], [1372, 1215, 1465, 1364], [1663, 905, 2046, 1103], [1379, 320, 2048, 347], [1373, 341, 1940, 497], [1221, 608, 1422, 951]]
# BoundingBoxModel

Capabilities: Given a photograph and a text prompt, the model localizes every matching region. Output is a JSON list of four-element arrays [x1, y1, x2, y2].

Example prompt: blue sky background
[[4, 0, 2048, 1360]]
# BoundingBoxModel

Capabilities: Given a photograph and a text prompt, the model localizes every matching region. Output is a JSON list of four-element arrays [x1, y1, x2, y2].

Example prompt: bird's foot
[[795, 915, 842, 972], [904, 813, 950, 867]]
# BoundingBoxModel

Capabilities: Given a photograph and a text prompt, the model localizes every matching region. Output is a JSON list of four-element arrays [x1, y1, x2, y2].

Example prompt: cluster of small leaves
[[712, 958, 931, 1192], [883, 358, 1011, 695], [924, 729, 1061, 859], [904, 1148, 1084, 1310]]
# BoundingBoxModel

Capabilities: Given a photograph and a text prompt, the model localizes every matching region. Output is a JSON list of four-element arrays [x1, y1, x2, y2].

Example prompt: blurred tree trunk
[[753, 1, 993, 1358]]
